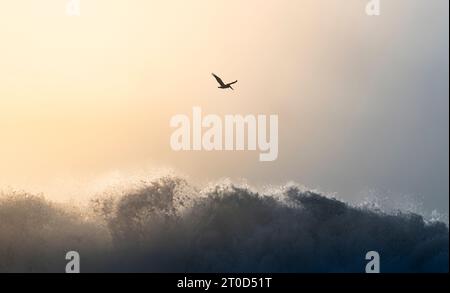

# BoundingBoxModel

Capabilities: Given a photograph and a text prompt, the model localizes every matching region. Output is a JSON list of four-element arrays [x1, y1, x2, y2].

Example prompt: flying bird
[[212, 73, 238, 90]]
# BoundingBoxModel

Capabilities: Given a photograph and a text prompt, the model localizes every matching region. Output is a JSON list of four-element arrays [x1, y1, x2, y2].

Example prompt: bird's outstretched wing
[[212, 73, 226, 87]]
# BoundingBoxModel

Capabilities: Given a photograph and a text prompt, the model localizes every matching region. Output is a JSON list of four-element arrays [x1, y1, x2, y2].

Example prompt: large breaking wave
[[0, 176, 448, 272]]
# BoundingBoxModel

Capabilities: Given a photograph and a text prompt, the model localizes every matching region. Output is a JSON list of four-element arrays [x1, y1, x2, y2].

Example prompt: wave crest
[[0, 176, 448, 272]]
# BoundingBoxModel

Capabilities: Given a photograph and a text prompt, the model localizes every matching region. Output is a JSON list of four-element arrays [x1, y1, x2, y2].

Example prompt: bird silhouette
[[212, 73, 238, 90]]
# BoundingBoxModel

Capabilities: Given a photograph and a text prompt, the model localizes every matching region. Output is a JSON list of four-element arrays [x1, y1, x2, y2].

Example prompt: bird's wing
[[227, 80, 238, 86], [212, 73, 226, 87]]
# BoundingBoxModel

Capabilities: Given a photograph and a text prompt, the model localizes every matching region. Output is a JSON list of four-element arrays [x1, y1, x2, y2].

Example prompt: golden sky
[[0, 1, 448, 212]]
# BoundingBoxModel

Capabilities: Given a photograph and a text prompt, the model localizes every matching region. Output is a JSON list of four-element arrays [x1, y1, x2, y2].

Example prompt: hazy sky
[[0, 0, 448, 214]]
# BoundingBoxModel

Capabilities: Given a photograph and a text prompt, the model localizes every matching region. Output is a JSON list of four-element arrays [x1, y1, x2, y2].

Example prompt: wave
[[0, 176, 448, 272]]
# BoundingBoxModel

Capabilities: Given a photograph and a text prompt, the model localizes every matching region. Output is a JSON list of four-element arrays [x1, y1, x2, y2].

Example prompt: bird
[[212, 73, 238, 90]]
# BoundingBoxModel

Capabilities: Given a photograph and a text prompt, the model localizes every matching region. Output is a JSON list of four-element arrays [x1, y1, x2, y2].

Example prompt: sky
[[0, 0, 448, 214]]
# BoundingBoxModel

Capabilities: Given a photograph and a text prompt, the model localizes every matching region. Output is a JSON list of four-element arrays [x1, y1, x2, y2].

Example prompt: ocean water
[[0, 176, 448, 273]]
